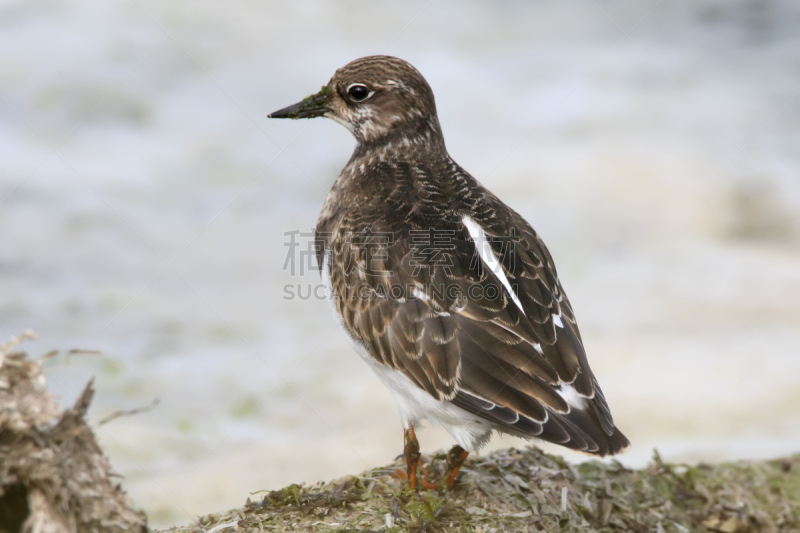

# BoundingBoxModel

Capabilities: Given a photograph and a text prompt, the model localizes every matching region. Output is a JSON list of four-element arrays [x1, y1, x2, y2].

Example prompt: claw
[[442, 444, 469, 490], [400, 430, 468, 491]]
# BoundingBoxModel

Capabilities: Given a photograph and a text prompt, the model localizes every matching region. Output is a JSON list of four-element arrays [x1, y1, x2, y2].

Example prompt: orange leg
[[443, 444, 469, 490], [403, 425, 421, 491]]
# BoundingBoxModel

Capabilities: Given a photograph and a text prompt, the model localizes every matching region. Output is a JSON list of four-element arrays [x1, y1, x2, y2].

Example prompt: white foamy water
[[1, 0, 799, 526]]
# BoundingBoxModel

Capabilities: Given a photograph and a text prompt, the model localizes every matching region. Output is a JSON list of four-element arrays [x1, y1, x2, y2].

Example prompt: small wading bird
[[269, 56, 629, 490]]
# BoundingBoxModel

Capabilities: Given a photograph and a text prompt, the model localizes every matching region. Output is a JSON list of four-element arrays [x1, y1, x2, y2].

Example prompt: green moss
[[286, 86, 331, 119], [157, 448, 800, 532]]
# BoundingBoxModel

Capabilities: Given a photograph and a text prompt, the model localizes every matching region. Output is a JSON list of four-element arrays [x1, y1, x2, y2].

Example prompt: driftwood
[[0, 334, 147, 533]]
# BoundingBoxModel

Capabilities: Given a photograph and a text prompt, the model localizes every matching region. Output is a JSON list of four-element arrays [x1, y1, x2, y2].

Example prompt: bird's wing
[[322, 200, 629, 456]]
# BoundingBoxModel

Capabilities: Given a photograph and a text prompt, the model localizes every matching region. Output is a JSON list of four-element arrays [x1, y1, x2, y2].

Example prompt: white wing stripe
[[462, 215, 526, 315]]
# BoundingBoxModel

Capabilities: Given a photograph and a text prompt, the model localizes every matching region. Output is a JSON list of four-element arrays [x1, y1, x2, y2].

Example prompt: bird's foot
[[441, 444, 469, 490], [398, 427, 467, 490]]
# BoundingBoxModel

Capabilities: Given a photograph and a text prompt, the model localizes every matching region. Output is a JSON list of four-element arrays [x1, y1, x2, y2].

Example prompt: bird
[[268, 55, 629, 490]]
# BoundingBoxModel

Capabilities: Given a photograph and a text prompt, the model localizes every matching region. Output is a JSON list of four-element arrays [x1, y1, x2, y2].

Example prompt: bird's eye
[[347, 84, 371, 102]]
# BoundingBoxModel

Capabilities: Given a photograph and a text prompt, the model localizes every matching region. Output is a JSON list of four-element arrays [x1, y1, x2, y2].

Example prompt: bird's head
[[269, 55, 443, 147]]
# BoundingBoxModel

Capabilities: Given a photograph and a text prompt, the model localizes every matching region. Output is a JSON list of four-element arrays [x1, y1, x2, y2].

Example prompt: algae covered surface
[[1, 336, 797, 532], [158, 447, 799, 533]]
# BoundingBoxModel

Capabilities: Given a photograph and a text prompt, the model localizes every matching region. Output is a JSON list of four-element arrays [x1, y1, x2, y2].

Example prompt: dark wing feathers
[[461, 322, 559, 384], [458, 329, 567, 414], [319, 167, 629, 456]]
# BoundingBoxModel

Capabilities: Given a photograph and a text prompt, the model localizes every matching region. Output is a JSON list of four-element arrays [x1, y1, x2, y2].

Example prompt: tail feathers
[[548, 404, 630, 457], [454, 390, 630, 456]]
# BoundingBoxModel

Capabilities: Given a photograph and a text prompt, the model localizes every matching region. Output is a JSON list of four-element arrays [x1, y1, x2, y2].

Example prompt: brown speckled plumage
[[270, 56, 629, 459]]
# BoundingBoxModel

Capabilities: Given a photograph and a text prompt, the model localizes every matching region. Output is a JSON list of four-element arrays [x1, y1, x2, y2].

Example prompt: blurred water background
[[2, 0, 799, 526]]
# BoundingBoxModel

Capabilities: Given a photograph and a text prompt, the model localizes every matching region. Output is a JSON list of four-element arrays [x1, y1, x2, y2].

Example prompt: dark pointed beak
[[268, 85, 332, 119]]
